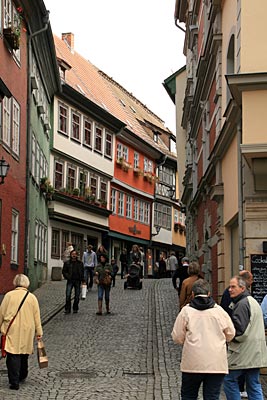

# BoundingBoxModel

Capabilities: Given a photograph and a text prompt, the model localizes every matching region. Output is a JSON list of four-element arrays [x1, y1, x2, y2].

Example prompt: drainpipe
[[24, 15, 49, 276], [237, 121, 244, 269]]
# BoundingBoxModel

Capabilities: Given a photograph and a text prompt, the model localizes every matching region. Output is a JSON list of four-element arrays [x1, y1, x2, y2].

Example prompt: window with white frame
[[2, 96, 11, 147], [31, 133, 36, 178], [36, 143, 40, 183], [95, 125, 103, 152], [4, 1, 21, 61], [111, 189, 116, 213], [134, 152, 139, 168], [11, 209, 19, 263], [118, 192, 124, 216], [174, 209, 179, 223], [58, 102, 68, 135], [154, 203, 171, 230], [83, 118, 92, 147], [55, 161, 64, 190], [79, 170, 88, 196], [126, 195, 132, 218], [100, 180, 107, 201], [71, 110, 81, 141], [67, 165, 76, 192], [90, 175, 97, 197], [105, 131, 112, 157], [158, 165, 174, 186], [144, 157, 153, 172], [34, 220, 38, 260], [139, 201, 144, 223], [12, 99, 20, 156], [134, 198, 138, 220], [51, 228, 60, 258], [116, 143, 128, 161], [144, 203, 150, 224]]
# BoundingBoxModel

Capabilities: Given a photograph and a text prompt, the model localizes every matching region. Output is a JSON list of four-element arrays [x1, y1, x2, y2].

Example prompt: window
[[31, 133, 36, 178], [134, 199, 138, 220], [79, 170, 88, 196], [90, 175, 97, 197], [111, 189, 116, 213], [116, 143, 128, 161], [154, 203, 171, 230], [144, 203, 150, 224], [139, 201, 144, 223], [126, 195, 132, 219], [71, 233, 83, 257], [36, 143, 40, 183], [55, 161, 64, 190], [158, 166, 174, 186], [12, 99, 20, 156], [144, 158, 153, 172], [11, 209, 19, 263], [59, 103, 68, 135], [118, 192, 124, 216], [34, 220, 38, 260], [134, 152, 139, 169], [71, 110, 81, 141], [95, 125, 103, 152], [67, 165, 76, 192], [100, 180, 107, 201], [61, 231, 69, 258], [105, 131, 112, 157], [3, 96, 11, 147], [83, 118, 92, 147], [51, 229, 60, 258]]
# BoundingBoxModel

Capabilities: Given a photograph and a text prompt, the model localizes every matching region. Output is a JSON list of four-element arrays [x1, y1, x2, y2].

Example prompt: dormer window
[[57, 57, 72, 82]]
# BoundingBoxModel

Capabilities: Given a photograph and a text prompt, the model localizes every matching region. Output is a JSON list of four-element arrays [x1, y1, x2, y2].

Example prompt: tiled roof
[[54, 34, 176, 158]]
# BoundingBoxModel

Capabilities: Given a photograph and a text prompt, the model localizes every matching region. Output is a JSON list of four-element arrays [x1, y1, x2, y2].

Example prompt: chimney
[[62, 32, 74, 52]]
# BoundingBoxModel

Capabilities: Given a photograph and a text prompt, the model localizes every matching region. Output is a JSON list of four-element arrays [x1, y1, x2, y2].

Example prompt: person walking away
[[62, 250, 84, 314], [110, 257, 119, 287], [94, 254, 112, 315], [179, 261, 202, 309], [158, 253, 166, 279], [168, 251, 178, 278], [172, 279, 235, 400], [0, 274, 43, 390], [223, 275, 267, 400], [82, 244, 97, 290], [172, 256, 190, 295], [62, 241, 74, 263], [120, 248, 128, 279]]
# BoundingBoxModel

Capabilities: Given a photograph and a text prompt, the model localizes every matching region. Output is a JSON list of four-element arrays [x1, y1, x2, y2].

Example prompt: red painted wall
[[0, 27, 28, 293]]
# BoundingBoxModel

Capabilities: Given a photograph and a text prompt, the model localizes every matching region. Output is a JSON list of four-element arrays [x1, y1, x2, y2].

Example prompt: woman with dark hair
[[0, 274, 43, 390], [96, 244, 108, 262]]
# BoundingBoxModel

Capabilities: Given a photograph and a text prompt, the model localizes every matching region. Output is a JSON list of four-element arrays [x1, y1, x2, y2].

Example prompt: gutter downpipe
[[237, 121, 244, 269], [24, 17, 49, 277]]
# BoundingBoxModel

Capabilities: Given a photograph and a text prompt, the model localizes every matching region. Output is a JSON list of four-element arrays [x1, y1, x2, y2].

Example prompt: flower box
[[3, 27, 20, 50]]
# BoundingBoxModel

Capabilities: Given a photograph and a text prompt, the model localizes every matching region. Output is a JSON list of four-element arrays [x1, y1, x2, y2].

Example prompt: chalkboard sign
[[251, 254, 267, 304]]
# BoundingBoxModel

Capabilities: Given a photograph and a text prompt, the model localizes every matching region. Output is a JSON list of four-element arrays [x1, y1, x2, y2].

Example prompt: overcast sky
[[44, 0, 186, 133]]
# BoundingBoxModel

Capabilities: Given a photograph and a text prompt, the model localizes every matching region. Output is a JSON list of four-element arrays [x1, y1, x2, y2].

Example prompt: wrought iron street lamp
[[0, 157, 10, 184]]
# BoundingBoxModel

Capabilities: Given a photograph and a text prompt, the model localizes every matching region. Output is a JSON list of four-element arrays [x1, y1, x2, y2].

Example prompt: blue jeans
[[224, 369, 264, 400], [97, 284, 110, 301], [181, 372, 225, 399], [65, 280, 81, 312], [84, 267, 94, 289]]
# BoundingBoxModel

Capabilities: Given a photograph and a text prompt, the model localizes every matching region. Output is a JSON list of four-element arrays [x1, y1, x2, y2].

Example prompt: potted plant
[[40, 177, 49, 192], [72, 188, 80, 196], [46, 184, 54, 201], [99, 199, 107, 208], [3, 8, 23, 50], [133, 167, 142, 176]]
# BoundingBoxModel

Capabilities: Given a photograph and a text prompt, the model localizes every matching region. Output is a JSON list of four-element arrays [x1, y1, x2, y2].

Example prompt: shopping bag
[[81, 284, 87, 300], [1, 335, 6, 358], [37, 339, 48, 369]]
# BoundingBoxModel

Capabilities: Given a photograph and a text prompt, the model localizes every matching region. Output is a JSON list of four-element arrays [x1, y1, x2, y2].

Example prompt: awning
[[108, 231, 150, 246]]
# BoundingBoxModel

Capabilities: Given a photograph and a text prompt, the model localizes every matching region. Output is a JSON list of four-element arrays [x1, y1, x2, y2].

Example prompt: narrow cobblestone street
[[0, 279, 266, 399]]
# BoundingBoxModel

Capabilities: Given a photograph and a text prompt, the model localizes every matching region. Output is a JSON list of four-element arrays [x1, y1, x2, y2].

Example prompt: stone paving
[[0, 278, 266, 399]]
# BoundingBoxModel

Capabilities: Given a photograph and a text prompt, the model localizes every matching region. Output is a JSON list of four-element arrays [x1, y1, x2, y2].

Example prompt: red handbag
[[1, 335, 6, 358]]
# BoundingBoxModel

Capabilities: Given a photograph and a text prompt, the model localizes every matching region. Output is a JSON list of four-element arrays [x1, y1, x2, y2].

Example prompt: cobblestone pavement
[[0, 278, 266, 399]]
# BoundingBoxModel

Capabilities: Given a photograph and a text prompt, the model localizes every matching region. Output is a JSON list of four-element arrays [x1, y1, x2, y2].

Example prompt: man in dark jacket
[[172, 256, 190, 295], [62, 250, 84, 314]]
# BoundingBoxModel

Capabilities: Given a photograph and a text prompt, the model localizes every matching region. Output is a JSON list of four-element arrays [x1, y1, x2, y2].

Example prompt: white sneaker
[[240, 392, 248, 398]]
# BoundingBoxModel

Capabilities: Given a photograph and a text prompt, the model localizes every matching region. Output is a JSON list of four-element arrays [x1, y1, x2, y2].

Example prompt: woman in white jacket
[[172, 279, 235, 400]]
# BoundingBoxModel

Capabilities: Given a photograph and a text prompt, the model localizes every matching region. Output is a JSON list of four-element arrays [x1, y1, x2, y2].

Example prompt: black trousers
[[6, 353, 29, 386]]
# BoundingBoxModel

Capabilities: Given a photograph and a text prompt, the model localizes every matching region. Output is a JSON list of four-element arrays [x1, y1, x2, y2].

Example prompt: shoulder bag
[[1, 291, 29, 358]]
